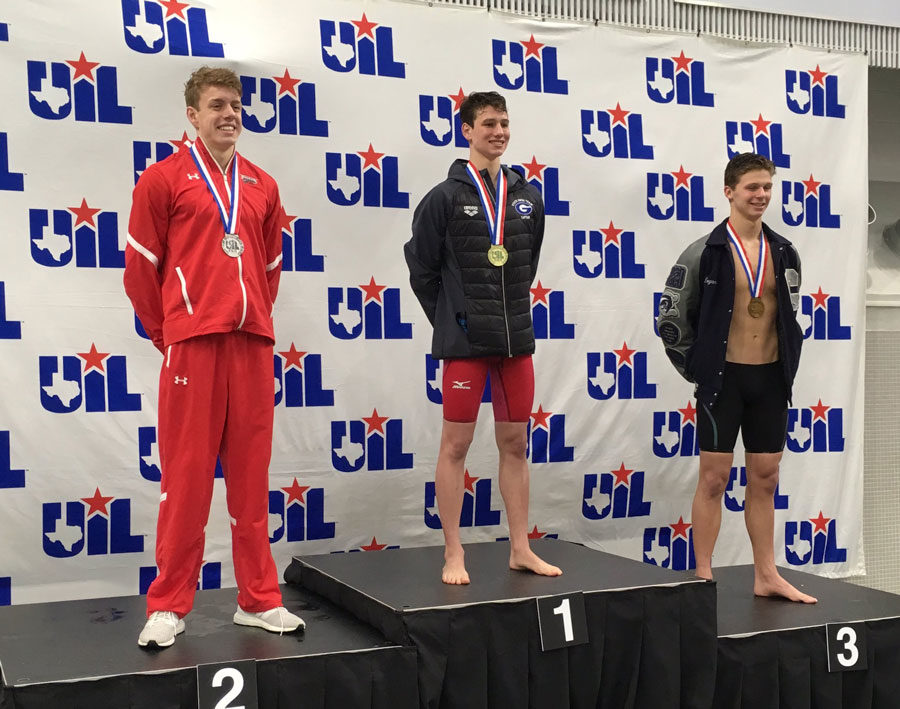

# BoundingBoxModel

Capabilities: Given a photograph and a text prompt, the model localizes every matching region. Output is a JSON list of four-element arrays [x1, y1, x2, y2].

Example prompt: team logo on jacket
[[240, 69, 328, 137], [646, 51, 714, 107], [0, 577, 9, 607], [140, 562, 221, 594], [786, 65, 845, 118], [527, 404, 574, 463], [269, 478, 336, 543], [785, 511, 847, 565], [0, 133, 24, 191], [800, 287, 851, 340], [331, 409, 413, 472], [587, 342, 657, 401], [137, 425, 223, 482], [275, 343, 334, 407], [725, 114, 790, 167], [425, 355, 492, 405], [30, 199, 124, 268], [121, 0, 223, 56], [781, 174, 840, 228], [573, 222, 646, 279], [325, 144, 409, 208], [425, 470, 501, 529], [43, 488, 144, 558], [1, 431, 25, 489], [724, 466, 789, 513], [643, 517, 694, 570], [132, 131, 190, 184], [279, 207, 324, 272], [651, 402, 699, 458], [509, 156, 569, 216], [0, 283, 22, 340], [320, 13, 405, 78], [582, 463, 652, 520], [27, 52, 132, 124], [647, 166, 714, 222], [419, 87, 467, 148], [327, 278, 412, 339], [581, 104, 654, 160], [530, 281, 574, 340], [492, 35, 568, 94], [786, 399, 845, 453], [39, 344, 141, 414]]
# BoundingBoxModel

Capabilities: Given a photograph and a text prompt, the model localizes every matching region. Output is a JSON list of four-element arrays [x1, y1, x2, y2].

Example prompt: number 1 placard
[[536, 592, 589, 651]]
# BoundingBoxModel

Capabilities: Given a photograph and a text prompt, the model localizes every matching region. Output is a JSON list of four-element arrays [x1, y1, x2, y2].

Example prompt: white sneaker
[[233, 606, 305, 634], [138, 610, 185, 647]]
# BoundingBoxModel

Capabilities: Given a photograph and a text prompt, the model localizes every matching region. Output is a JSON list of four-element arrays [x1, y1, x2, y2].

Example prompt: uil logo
[[138, 425, 223, 482], [30, 199, 124, 268], [269, 479, 336, 543], [419, 87, 467, 148], [781, 174, 840, 229], [0, 22, 7, 41], [0, 282, 22, 340], [800, 287, 850, 340], [425, 354, 491, 406], [240, 69, 328, 137], [275, 343, 334, 407], [492, 34, 568, 95], [279, 207, 324, 273], [582, 463, 652, 520], [0, 577, 8, 607], [140, 562, 221, 594], [786, 400, 845, 453], [651, 402, 699, 458], [786, 65, 845, 118], [0, 133, 24, 191], [133, 131, 190, 184], [647, 166, 714, 222], [530, 281, 574, 340], [509, 156, 569, 216], [572, 222, 645, 279], [725, 114, 790, 168], [328, 277, 412, 340], [325, 144, 409, 208], [331, 409, 413, 473], [425, 471, 501, 529], [342, 537, 400, 553], [580, 104, 654, 160], [646, 51, 714, 107], [27, 52, 132, 124], [1, 431, 25, 489], [643, 517, 695, 570], [527, 404, 574, 464], [785, 511, 847, 565], [121, 0, 223, 56], [39, 344, 141, 413], [43, 488, 144, 558], [587, 342, 657, 401], [724, 466, 789, 513], [319, 13, 405, 78]]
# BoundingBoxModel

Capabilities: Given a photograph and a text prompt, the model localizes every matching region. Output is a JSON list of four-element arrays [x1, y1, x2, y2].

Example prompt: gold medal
[[487, 244, 508, 267], [748, 297, 764, 318]]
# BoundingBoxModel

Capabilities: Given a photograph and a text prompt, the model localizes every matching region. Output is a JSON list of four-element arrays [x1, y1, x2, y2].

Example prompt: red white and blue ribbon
[[726, 220, 767, 298], [465, 161, 507, 248], [189, 140, 240, 235]]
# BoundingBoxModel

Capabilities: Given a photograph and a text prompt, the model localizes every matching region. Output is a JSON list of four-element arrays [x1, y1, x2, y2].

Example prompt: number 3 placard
[[536, 592, 589, 651], [197, 659, 259, 709], [826, 622, 868, 673]]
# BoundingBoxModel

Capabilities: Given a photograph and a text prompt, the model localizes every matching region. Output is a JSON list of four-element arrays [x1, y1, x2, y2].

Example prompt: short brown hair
[[459, 91, 507, 128], [724, 153, 775, 189], [184, 66, 242, 109]]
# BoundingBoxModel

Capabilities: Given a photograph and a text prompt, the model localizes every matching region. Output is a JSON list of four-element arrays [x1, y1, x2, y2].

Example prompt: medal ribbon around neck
[[189, 141, 241, 235], [465, 161, 507, 249], [726, 220, 767, 300]]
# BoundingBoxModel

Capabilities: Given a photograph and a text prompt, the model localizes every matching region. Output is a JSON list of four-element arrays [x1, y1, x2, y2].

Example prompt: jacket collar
[[448, 158, 524, 191], [706, 217, 792, 247]]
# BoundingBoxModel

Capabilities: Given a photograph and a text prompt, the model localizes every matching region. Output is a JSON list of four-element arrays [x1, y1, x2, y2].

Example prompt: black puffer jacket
[[404, 159, 545, 359]]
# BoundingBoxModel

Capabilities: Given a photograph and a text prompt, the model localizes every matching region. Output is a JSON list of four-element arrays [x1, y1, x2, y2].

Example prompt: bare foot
[[695, 568, 713, 581], [754, 574, 817, 603], [509, 548, 562, 577], [442, 550, 470, 585]]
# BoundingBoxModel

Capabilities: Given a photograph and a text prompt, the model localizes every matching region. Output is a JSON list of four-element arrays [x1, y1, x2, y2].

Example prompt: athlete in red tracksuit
[[125, 67, 303, 648]]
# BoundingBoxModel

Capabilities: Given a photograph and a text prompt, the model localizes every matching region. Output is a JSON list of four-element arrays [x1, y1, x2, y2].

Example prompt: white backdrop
[[0, 0, 866, 606]]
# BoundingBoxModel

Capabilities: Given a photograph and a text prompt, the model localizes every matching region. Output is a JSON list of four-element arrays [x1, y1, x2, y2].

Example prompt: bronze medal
[[748, 297, 764, 318], [487, 244, 508, 267]]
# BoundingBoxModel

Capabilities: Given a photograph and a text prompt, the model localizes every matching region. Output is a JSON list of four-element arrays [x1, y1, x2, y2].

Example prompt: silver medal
[[222, 233, 244, 257]]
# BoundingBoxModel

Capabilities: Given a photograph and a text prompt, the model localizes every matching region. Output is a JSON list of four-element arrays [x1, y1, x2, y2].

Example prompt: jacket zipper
[[501, 264, 511, 356]]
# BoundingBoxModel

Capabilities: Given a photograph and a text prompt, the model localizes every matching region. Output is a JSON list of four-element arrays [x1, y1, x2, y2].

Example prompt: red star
[[273, 69, 301, 97], [170, 131, 192, 152], [160, 0, 189, 18], [810, 399, 830, 421], [808, 64, 828, 86], [359, 276, 387, 303], [357, 143, 385, 171], [361, 536, 388, 551], [279, 206, 297, 235], [81, 487, 114, 516], [679, 401, 697, 424], [671, 165, 693, 189], [527, 525, 548, 539], [281, 478, 310, 504], [362, 408, 389, 435], [607, 102, 631, 127], [521, 155, 546, 181], [463, 469, 479, 494], [612, 463, 634, 486], [613, 341, 636, 367], [670, 516, 691, 539], [521, 34, 544, 58], [809, 511, 831, 534], [811, 286, 830, 309], [68, 198, 102, 227], [77, 343, 110, 372], [530, 404, 552, 431], [530, 280, 552, 305], [802, 174, 821, 197], [448, 87, 466, 112], [66, 52, 100, 82], [750, 113, 772, 136], [278, 343, 307, 371], [352, 13, 379, 39], [672, 50, 693, 73], [600, 221, 623, 245]]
